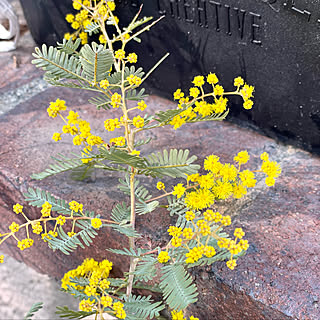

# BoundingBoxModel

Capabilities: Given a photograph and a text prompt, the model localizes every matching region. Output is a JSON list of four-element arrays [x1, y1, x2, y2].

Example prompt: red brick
[[0, 89, 319, 319]]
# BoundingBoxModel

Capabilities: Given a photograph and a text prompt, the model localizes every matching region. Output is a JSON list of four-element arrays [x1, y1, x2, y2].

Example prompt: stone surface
[[0, 86, 319, 319], [0, 252, 78, 320], [117, 0, 320, 154]]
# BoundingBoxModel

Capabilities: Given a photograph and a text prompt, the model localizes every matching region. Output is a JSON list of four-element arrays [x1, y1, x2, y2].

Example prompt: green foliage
[[107, 223, 141, 238], [88, 93, 112, 110], [159, 264, 198, 310], [108, 66, 145, 85], [23, 302, 43, 320], [133, 258, 158, 282], [126, 88, 148, 101], [23, 187, 73, 215], [107, 247, 147, 258], [166, 196, 189, 229], [84, 21, 100, 35], [32, 44, 82, 80], [123, 295, 165, 320], [31, 154, 86, 180], [135, 199, 159, 215], [111, 201, 130, 223], [79, 42, 114, 83], [141, 149, 199, 178], [55, 306, 95, 319], [57, 38, 82, 55], [47, 222, 98, 255]]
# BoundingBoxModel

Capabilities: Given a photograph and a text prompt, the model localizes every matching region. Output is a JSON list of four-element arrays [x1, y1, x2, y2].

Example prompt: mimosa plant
[[0, 1, 281, 319]]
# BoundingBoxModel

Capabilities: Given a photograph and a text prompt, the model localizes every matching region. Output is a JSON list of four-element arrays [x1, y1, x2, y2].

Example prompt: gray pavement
[[0, 1, 78, 319]]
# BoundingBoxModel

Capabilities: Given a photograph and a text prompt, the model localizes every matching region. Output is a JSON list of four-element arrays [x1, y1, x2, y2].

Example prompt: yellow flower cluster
[[126, 74, 142, 86], [91, 218, 102, 229], [167, 209, 248, 269], [171, 74, 255, 129], [41, 201, 52, 217], [132, 115, 144, 128], [69, 200, 83, 213], [158, 251, 170, 263], [109, 136, 126, 147], [171, 310, 199, 320], [48, 99, 109, 163], [104, 118, 120, 131], [164, 150, 281, 269], [13, 203, 23, 214], [47, 98, 67, 118], [64, 0, 118, 44], [156, 181, 165, 191], [62, 258, 126, 318], [260, 152, 282, 186], [17, 238, 34, 251]]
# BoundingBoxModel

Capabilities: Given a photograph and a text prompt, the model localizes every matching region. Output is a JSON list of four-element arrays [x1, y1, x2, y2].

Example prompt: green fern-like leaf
[[98, 146, 146, 168], [154, 109, 183, 124], [107, 247, 146, 257], [111, 201, 130, 223], [79, 42, 114, 83], [108, 224, 140, 238], [134, 137, 152, 148], [88, 93, 112, 110], [76, 220, 98, 246], [125, 88, 148, 101], [84, 21, 100, 35], [123, 295, 164, 320], [159, 264, 198, 310], [32, 44, 82, 80], [133, 259, 157, 282], [55, 306, 95, 319], [118, 176, 151, 202], [23, 187, 73, 215], [128, 16, 153, 32], [135, 200, 159, 215], [109, 66, 145, 85], [69, 276, 90, 287], [31, 154, 85, 180], [24, 302, 43, 320], [187, 109, 229, 123], [47, 223, 98, 255], [141, 149, 199, 178], [57, 38, 82, 55]]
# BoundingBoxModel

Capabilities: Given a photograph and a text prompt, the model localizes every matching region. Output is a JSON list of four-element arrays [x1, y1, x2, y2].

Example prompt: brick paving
[[0, 2, 319, 320]]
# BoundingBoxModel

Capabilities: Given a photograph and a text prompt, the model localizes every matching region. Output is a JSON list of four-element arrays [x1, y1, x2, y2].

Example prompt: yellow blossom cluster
[[260, 152, 282, 186], [171, 75, 255, 129], [171, 310, 199, 320], [61, 258, 126, 318], [0, 198, 103, 256], [164, 150, 280, 269], [48, 98, 111, 162], [64, 0, 118, 45]]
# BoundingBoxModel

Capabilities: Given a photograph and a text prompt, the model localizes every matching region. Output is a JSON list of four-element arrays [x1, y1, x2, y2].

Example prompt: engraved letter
[[290, 0, 311, 21], [197, 0, 208, 27], [224, 4, 232, 35], [170, 0, 180, 19], [234, 7, 246, 39], [157, 0, 166, 15], [209, 1, 221, 31], [184, 0, 194, 23], [249, 12, 262, 45]]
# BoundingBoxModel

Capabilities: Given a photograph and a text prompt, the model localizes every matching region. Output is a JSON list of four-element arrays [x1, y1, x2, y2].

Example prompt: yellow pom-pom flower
[[91, 218, 102, 229], [158, 251, 170, 263]]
